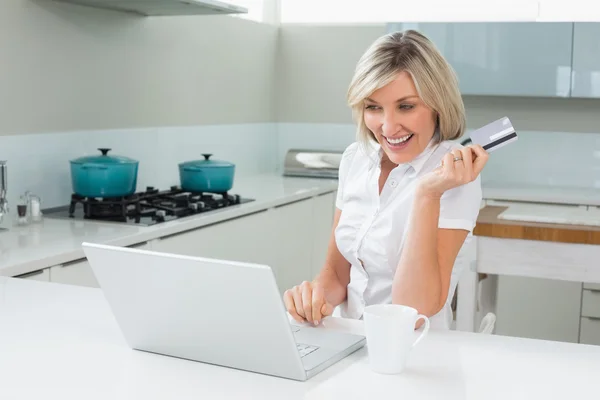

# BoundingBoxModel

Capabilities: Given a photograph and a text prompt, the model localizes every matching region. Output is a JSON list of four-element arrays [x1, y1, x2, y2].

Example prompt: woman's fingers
[[459, 147, 473, 181], [300, 281, 314, 323], [284, 288, 305, 323], [311, 284, 326, 325], [469, 144, 489, 176], [292, 286, 306, 321]]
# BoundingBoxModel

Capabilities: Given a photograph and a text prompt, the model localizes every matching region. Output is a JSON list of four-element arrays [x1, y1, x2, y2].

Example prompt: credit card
[[469, 117, 518, 152]]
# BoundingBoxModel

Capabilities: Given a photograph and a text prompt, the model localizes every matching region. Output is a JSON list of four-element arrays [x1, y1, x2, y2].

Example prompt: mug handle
[[412, 314, 430, 348]]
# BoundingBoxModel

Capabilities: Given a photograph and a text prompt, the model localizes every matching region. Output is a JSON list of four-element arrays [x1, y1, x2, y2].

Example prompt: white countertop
[[482, 181, 600, 206], [0, 174, 338, 278], [2, 277, 599, 400]]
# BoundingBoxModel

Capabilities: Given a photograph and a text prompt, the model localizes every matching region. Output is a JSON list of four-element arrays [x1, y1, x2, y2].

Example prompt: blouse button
[[389, 179, 398, 187]]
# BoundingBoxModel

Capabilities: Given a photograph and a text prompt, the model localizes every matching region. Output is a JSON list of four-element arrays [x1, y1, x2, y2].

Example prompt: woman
[[284, 30, 488, 330]]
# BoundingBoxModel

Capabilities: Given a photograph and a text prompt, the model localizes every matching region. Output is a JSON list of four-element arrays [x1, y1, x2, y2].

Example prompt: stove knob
[[170, 185, 179, 191], [156, 210, 166, 219], [234, 194, 241, 204], [198, 201, 205, 209], [189, 203, 198, 211], [146, 186, 154, 192]]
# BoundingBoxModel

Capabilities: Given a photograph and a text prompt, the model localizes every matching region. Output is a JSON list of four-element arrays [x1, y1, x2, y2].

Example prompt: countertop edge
[[0, 180, 338, 278]]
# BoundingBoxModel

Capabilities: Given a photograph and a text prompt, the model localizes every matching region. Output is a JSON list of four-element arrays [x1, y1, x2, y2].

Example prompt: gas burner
[[45, 186, 254, 226]]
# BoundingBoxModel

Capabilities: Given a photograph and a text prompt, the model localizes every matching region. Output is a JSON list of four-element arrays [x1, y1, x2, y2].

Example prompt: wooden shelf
[[474, 206, 600, 245]]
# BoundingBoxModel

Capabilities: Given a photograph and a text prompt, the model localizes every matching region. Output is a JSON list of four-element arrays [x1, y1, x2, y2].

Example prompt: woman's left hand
[[417, 144, 489, 198]]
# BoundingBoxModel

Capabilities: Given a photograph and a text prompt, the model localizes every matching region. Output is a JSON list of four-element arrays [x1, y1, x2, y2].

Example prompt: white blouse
[[334, 137, 482, 329]]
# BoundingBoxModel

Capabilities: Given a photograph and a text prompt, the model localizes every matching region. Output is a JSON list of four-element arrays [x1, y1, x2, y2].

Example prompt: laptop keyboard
[[296, 343, 319, 358], [290, 325, 319, 357]]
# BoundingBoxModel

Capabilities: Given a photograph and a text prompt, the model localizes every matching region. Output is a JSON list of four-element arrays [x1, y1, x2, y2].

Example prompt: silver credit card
[[469, 116, 518, 152]]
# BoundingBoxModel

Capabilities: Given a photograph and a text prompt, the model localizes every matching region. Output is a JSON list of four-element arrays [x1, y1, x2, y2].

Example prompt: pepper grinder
[[16, 194, 28, 226]]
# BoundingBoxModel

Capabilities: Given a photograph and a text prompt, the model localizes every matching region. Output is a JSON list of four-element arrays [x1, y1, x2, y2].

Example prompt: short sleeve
[[335, 142, 359, 210], [438, 175, 483, 233]]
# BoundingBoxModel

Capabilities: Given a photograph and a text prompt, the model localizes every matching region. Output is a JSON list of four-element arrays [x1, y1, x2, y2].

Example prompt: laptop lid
[[82, 242, 307, 381]]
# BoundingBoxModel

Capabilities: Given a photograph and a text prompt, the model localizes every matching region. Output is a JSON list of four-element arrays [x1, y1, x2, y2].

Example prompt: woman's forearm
[[392, 186, 443, 316]]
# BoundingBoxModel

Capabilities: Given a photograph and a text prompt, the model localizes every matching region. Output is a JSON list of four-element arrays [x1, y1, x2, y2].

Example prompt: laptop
[[81, 242, 366, 381]]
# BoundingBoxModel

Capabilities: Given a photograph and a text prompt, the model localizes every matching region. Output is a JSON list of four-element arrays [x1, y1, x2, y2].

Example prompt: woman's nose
[[381, 111, 401, 135]]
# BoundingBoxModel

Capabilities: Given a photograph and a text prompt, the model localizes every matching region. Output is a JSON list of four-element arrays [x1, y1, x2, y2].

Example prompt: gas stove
[[42, 186, 255, 226]]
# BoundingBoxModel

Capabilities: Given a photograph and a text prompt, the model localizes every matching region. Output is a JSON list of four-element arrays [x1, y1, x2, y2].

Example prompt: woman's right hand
[[284, 281, 335, 325]]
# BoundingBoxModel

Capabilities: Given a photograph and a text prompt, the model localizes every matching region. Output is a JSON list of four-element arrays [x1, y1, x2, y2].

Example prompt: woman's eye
[[399, 104, 414, 110], [364, 104, 379, 110]]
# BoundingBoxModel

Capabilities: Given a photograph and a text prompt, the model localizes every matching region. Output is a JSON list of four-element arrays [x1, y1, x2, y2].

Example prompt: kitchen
[[2, 0, 600, 397]]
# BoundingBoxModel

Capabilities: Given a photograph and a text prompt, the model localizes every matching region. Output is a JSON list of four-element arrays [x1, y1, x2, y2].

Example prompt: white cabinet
[[16, 268, 50, 282], [270, 199, 315, 294], [494, 275, 582, 343], [310, 192, 336, 279], [152, 209, 278, 276], [152, 193, 337, 295], [49, 241, 150, 288], [388, 22, 573, 97], [50, 258, 98, 288], [571, 23, 600, 98]]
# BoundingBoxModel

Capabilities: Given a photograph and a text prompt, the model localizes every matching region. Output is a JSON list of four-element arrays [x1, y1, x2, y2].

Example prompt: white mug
[[363, 304, 430, 374]]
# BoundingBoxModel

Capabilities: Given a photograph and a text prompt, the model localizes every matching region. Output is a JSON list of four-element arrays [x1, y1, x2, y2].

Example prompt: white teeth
[[386, 134, 413, 144]]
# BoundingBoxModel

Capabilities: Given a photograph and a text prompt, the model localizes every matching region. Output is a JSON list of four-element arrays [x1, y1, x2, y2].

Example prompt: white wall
[[0, 0, 279, 225], [274, 24, 600, 191], [0, 1, 277, 135]]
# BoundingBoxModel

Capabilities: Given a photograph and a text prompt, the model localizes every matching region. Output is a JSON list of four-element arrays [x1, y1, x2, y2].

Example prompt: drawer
[[584, 282, 600, 291], [581, 289, 600, 318], [580, 317, 600, 346]]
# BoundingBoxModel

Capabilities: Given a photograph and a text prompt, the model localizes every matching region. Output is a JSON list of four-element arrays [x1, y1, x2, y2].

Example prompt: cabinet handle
[[273, 198, 310, 208], [17, 269, 45, 278], [584, 316, 600, 321], [60, 258, 87, 267], [158, 211, 267, 240]]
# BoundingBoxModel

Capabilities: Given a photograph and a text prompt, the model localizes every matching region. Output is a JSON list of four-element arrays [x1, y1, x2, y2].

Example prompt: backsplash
[[0, 123, 278, 224], [1, 121, 597, 227], [277, 123, 600, 189]]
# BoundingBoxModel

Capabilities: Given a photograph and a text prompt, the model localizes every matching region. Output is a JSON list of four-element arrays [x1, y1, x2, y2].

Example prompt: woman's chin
[[382, 137, 418, 165]]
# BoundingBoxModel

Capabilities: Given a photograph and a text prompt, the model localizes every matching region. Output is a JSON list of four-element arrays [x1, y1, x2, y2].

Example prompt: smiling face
[[363, 71, 438, 165]]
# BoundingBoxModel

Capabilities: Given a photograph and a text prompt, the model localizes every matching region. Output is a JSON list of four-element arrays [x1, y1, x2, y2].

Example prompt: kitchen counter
[[482, 182, 600, 206], [474, 205, 600, 245], [2, 276, 600, 400], [0, 174, 339, 278]]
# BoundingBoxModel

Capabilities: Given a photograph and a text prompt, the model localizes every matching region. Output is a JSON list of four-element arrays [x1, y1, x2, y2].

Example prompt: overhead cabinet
[[571, 23, 600, 98], [41, 0, 247, 17], [387, 22, 600, 99]]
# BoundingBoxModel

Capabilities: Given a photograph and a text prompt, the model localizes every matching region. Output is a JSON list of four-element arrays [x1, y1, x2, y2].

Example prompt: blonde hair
[[347, 30, 465, 150]]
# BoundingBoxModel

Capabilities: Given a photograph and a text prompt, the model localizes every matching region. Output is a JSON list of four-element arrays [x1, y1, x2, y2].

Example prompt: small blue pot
[[70, 148, 139, 198], [178, 154, 235, 193]]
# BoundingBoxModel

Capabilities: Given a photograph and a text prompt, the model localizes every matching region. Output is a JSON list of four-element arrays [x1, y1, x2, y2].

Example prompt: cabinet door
[[50, 258, 99, 288], [49, 242, 149, 288], [310, 192, 336, 279], [16, 268, 50, 282], [388, 22, 573, 97], [152, 210, 278, 279], [271, 199, 314, 294], [571, 23, 600, 98], [494, 275, 582, 343]]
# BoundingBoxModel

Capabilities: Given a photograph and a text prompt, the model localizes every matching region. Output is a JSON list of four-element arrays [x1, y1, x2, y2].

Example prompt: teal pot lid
[[71, 148, 138, 165]]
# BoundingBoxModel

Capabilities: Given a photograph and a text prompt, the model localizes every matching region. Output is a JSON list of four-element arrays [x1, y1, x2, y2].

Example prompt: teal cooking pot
[[70, 148, 139, 198], [178, 154, 235, 193]]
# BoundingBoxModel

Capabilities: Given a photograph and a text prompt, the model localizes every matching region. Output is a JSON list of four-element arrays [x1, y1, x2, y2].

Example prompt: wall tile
[[0, 124, 277, 221]]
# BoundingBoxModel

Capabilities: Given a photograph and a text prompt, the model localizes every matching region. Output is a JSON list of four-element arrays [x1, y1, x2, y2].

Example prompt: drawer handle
[[17, 269, 45, 278], [584, 316, 600, 321], [60, 258, 87, 268]]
